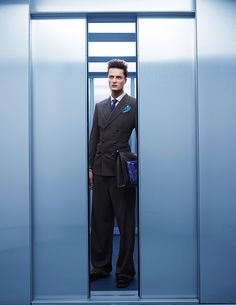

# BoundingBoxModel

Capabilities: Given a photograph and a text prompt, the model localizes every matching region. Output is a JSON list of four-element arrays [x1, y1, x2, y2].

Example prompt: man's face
[[108, 68, 127, 93]]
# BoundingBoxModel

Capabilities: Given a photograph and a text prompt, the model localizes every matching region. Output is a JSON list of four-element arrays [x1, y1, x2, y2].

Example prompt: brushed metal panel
[[138, 17, 197, 298], [31, 18, 88, 299], [30, 0, 195, 13], [0, 1, 30, 305], [197, 0, 236, 302]]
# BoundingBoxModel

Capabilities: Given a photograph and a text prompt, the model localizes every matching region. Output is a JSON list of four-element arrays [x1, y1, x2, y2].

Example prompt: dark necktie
[[111, 99, 118, 111]]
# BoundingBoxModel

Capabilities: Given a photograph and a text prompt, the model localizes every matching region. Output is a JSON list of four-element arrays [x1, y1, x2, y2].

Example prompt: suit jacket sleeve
[[89, 103, 99, 170]]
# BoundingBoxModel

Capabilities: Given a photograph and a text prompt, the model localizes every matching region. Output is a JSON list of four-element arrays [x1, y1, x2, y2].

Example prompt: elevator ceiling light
[[89, 23, 135, 33]]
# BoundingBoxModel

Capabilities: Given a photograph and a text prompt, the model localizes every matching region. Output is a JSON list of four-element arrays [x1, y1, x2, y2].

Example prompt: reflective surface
[[31, 0, 194, 13], [1, 1, 236, 304], [0, 1, 30, 305], [31, 18, 88, 299], [138, 17, 197, 298], [197, 0, 236, 302]]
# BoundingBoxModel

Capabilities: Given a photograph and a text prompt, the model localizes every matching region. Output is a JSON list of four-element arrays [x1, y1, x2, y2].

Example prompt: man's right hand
[[89, 169, 94, 189]]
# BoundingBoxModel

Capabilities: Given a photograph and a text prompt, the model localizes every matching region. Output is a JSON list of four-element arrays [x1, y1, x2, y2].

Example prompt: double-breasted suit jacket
[[90, 93, 137, 276], [89, 94, 136, 176]]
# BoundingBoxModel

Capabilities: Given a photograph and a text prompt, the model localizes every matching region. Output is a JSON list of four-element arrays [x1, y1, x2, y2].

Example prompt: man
[[89, 59, 137, 288]]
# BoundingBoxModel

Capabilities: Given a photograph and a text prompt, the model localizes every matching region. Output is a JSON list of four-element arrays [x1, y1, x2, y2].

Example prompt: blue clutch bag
[[116, 151, 137, 188], [126, 160, 137, 185]]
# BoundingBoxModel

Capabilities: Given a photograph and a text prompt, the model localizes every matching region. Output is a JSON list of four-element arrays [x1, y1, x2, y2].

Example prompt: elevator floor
[[90, 234, 138, 293]]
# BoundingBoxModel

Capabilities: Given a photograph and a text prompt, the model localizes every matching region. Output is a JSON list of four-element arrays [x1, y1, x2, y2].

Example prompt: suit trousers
[[91, 175, 136, 277]]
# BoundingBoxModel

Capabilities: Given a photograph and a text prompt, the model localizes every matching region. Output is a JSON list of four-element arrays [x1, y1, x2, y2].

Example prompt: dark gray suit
[[89, 94, 136, 277]]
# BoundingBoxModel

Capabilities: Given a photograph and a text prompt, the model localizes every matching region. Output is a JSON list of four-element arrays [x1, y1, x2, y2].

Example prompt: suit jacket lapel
[[105, 94, 129, 127], [101, 98, 112, 123]]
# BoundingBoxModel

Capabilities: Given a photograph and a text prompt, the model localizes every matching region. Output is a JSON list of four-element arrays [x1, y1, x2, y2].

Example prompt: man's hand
[[89, 169, 94, 189]]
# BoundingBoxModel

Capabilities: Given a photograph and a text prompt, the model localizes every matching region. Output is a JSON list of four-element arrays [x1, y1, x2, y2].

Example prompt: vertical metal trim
[[194, 2, 201, 302], [28, 0, 33, 302], [86, 17, 91, 299], [89, 78, 94, 130], [136, 15, 141, 299]]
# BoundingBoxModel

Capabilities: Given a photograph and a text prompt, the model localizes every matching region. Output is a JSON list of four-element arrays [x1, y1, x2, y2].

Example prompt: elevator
[[1, 1, 236, 305]]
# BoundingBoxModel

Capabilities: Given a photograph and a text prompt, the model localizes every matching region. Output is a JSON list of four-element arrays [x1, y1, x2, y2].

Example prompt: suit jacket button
[[111, 153, 115, 157]]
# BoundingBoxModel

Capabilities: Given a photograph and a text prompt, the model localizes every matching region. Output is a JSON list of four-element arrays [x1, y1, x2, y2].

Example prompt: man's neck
[[111, 90, 124, 99]]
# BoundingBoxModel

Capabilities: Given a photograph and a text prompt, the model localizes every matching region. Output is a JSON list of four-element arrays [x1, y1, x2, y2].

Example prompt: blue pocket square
[[122, 104, 131, 113]]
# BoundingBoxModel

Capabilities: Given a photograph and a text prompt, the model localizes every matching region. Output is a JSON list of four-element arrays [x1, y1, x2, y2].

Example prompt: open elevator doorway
[[87, 15, 139, 297]]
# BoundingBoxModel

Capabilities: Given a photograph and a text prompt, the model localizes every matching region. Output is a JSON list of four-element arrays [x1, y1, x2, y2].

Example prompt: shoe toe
[[116, 275, 133, 288], [90, 270, 109, 281]]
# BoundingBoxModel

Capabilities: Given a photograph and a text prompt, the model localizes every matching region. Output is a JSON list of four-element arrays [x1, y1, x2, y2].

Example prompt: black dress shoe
[[116, 275, 133, 288], [90, 269, 109, 281]]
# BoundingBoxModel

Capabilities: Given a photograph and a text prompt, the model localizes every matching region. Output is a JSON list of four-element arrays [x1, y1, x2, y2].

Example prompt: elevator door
[[31, 18, 88, 300], [138, 17, 198, 299]]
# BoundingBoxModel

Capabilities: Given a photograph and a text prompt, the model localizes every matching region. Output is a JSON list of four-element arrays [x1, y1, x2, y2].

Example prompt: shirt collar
[[110, 92, 126, 103]]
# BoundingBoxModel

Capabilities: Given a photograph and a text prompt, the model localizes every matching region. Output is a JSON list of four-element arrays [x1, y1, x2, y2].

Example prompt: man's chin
[[111, 89, 123, 94]]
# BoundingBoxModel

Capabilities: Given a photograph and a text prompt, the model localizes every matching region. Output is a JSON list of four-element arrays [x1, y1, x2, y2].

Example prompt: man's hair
[[107, 59, 128, 78]]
